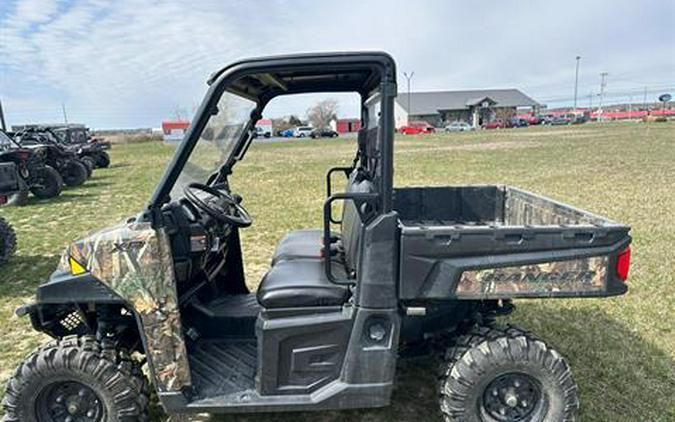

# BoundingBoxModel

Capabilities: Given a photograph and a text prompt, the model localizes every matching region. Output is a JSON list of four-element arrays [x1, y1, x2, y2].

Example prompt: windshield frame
[[147, 52, 397, 219]]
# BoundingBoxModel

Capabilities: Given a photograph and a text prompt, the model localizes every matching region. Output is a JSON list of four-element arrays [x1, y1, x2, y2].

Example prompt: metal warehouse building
[[395, 89, 542, 129]]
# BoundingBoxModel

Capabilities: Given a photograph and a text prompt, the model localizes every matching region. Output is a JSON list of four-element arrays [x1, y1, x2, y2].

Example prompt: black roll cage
[[147, 52, 397, 219]]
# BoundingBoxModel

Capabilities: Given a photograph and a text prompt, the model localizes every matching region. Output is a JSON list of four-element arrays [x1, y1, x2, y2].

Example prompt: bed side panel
[[504, 187, 608, 226]]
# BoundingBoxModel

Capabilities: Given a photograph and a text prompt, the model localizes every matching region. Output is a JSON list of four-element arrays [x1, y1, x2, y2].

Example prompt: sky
[[0, 0, 673, 129]]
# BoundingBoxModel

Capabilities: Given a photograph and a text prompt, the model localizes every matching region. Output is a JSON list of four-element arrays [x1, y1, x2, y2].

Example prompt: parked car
[[253, 126, 271, 138], [444, 121, 473, 132], [310, 128, 339, 138], [525, 115, 543, 125], [399, 121, 435, 134], [482, 119, 509, 129], [294, 126, 314, 138], [511, 117, 529, 128], [277, 128, 295, 137], [550, 115, 572, 125]]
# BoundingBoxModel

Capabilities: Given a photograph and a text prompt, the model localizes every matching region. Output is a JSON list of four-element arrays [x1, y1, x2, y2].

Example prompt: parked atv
[[16, 129, 90, 187], [0, 130, 63, 204], [51, 125, 112, 168], [3, 53, 632, 422]]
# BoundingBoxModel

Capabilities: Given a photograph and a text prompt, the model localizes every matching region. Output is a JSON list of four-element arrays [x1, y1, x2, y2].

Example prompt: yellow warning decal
[[69, 256, 87, 275]]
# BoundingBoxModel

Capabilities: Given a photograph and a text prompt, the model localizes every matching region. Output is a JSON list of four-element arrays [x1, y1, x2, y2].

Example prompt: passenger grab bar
[[326, 166, 353, 197], [322, 192, 379, 286]]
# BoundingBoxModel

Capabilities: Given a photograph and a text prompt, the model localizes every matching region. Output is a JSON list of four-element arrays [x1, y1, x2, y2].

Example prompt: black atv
[[50, 125, 112, 168], [15, 129, 90, 187], [0, 130, 63, 204]]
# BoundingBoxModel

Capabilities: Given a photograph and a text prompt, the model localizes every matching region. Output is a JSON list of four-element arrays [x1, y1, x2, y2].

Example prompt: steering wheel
[[184, 183, 252, 227]]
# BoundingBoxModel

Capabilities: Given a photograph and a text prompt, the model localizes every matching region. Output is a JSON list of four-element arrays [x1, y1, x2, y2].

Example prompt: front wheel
[[81, 156, 95, 177], [62, 160, 88, 187], [30, 165, 63, 199], [95, 151, 111, 168], [2, 335, 150, 422], [439, 325, 579, 422]]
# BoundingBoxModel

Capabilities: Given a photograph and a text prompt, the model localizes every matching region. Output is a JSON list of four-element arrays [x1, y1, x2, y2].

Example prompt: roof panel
[[396, 89, 541, 114]]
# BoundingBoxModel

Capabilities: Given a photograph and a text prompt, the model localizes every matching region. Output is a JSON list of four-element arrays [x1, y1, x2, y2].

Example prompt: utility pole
[[403, 71, 414, 124], [0, 98, 6, 131], [61, 103, 68, 124], [598, 72, 608, 118], [642, 86, 648, 114], [588, 92, 593, 109], [573, 56, 581, 112], [628, 96, 632, 120]]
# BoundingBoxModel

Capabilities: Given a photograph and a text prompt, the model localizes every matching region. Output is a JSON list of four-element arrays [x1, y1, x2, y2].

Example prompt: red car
[[482, 119, 509, 129], [398, 121, 435, 134]]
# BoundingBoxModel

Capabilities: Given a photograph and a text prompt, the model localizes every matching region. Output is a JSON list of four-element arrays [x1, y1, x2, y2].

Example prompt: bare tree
[[306, 99, 339, 129]]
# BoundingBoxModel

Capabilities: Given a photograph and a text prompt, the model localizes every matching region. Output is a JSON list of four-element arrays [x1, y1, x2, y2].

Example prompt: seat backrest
[[340, 168, 375, 275]]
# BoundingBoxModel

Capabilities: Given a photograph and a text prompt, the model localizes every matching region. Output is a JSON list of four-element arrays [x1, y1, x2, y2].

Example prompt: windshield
[[0, 131, 13, 150], [169, 90, 257, 199]]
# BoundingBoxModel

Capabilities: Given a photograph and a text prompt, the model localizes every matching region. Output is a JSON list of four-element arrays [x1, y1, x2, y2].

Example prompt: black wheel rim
[[36, 381, 105, 422], [481, 372, 544, 421]]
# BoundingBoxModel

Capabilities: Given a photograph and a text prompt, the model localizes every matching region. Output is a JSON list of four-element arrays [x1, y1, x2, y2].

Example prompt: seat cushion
[[257, 259, 350, 308], [272, 229, 338, 264]]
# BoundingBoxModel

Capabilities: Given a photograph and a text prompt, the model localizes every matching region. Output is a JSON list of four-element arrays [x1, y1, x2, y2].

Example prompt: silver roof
[[396, 89, 541, 114]]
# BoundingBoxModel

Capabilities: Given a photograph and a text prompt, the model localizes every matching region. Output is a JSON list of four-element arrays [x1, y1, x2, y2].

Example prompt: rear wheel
[[81, 157, 95, 178], [438, 325, 579, 422], [2, 335, 150, 422], [62, 160, 88, 187], [0, 217, 17, 265], [30, 165, 63, 199], [95, 151, 110, 168]]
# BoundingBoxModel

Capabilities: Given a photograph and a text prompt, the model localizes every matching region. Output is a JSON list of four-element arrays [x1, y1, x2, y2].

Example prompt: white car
[[445, 121, 474, 132], [294, 126, 313, 138]]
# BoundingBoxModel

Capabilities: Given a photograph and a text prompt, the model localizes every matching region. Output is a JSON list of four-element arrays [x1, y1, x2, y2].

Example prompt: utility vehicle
[[14, 124, 112, 168], [15, 129, 90, 186], [0, 130, 63, 204], [2, 52, 632, 422], [16, 127, 96, 177]]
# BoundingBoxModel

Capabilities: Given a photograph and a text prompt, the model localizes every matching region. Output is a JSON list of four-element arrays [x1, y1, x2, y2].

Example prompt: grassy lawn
[[0, 122, 673, 421]]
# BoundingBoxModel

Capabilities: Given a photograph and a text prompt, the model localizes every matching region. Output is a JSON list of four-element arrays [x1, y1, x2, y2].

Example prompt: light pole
[[573, 56, 581, 112], [598, 72, 608, 118], [403, 71, 414, 124]]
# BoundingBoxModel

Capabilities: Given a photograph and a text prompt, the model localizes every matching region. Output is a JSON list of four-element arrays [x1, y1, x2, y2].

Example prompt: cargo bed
[[393, 186, 631, 300]]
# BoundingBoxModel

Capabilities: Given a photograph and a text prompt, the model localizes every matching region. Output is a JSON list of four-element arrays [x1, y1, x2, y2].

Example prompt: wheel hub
[[482, 373, 542, 421], [37, 381, 104, 422]]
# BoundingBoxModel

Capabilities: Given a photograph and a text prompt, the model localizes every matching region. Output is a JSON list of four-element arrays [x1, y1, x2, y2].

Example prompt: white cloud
[[0, 0, 672, 128]]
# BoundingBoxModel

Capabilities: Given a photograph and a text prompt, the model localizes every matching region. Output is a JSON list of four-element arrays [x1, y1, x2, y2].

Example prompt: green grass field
[[1, 122, 673, 421]]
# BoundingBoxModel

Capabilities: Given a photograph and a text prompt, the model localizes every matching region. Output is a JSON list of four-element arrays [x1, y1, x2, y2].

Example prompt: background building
[[331, 118, 362, 134], [161, 120, 190, 143], [395, 89, 542, 128]]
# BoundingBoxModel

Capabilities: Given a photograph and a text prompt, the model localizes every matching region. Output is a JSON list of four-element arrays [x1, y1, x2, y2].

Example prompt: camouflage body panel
[[504, 187, 607, 226], [457, 256, 608, 299], [66, 221, 191, 392]]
